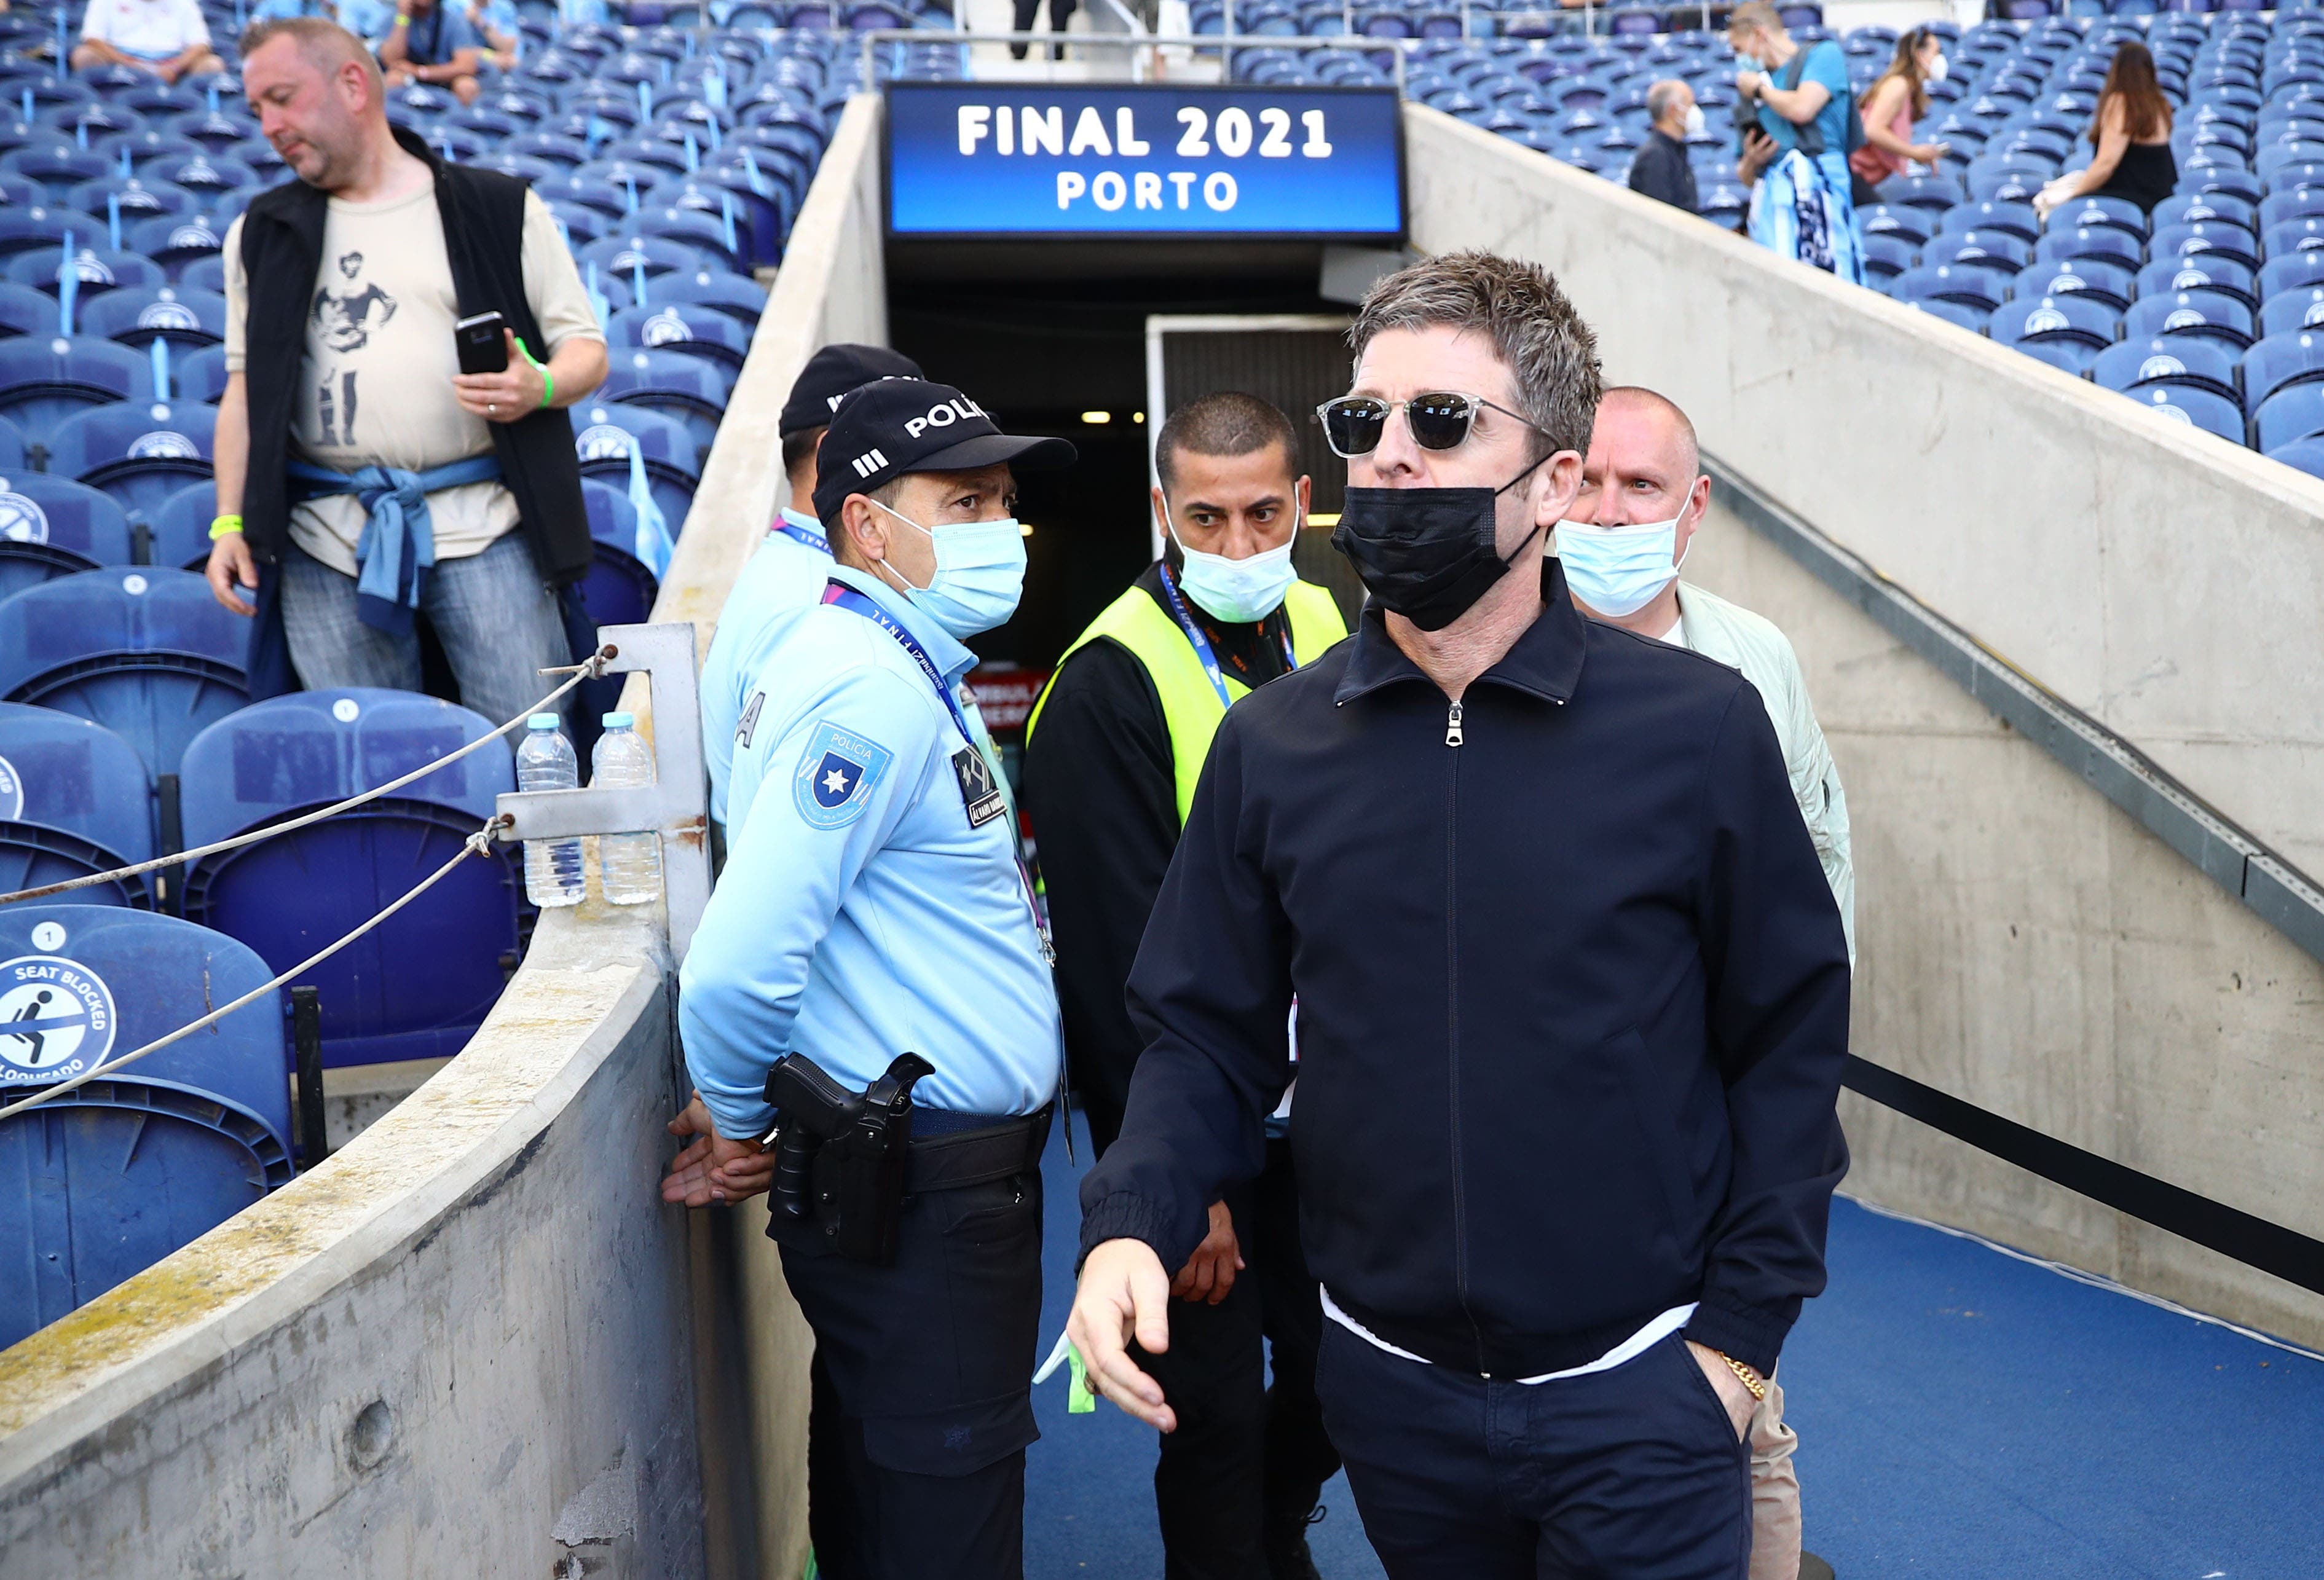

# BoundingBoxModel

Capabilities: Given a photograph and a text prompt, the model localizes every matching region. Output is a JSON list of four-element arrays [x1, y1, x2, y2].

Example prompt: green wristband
[[539, 366, 553, 408], [208, 514, 243, 541]]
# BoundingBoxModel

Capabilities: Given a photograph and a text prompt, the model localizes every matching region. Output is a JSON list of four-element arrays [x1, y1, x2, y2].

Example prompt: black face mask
[[1331, 465, 1547, 632]]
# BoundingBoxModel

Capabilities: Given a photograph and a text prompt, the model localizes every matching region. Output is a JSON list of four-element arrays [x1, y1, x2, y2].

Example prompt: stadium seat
[[45, 400, 217, 521], [572, 478, 660, 631], [6, 245, 169, 301], [1927, 228, 2034, 272], [2261, 432, 2324, 478], [1891, 264, 2006, 315], [2151, 219, 2263, 274], [605, 302, 749, 380], [2259, 283, 2324, 338], [0, 904, 291, 1348], [578, 230, 723, 281], [0, 336, 152, 429], [573, 399, 701, 533], [2255, 187, 2324, 231], [0, 208, 89, 262], [1946, 197, 2042, 243], [178, 690, 521, 1071], [2160, 190, 2261, 233], [2050, 193, 2148, 238], [178, 254, 226, 296], [0, 281, 57, 339], [2122, 382, 2246, 442], [1991, 291, 2122, 352], [0, 568, 247, 790], [170, 343, 229, 405], [648, 265, 768, 327], [0, 474, 137, 600], [1878, 171, 1968, 211], [125, 213, 229, 278], [599, 345, 728, 451], [0, 702, 155, 905], [2093, 334, 2242, 404], [2239, 328, 2324, 412], [76, 285, 228, 352], [2138, 253, 2259, 311], [2124, 289, 2257, 350], [1899, 296, 1988, 332], [2254, 379, 2324, 449], [1862, 233, 1916, 281], [2034, 224, 2145, 270]]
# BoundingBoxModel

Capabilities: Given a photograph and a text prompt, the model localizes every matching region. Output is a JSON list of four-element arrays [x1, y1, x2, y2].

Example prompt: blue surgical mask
[[1554, 514, 1687, 618], [873, 498, 1026, 639], [1166, 505, 1301, 625]]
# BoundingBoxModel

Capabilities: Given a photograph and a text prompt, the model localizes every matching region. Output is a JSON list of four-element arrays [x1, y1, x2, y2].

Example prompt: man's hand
[[1068, 1238, 1178, 1431], [661, 1093, 776, 1206], [1170, 1199, 1243, 1305], [1736, 70, 1765, 97], [1738, 127, 1779, 184], [205, 531, 258, 616], [1686, 1340, 1757, 1442], [452, 329, 548, 423]]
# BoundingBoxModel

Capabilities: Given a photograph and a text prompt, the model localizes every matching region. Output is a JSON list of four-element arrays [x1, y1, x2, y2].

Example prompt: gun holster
[[763, 1051, 936, 1265]]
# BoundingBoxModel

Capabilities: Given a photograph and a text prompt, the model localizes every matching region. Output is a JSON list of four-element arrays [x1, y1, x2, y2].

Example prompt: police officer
[[1022, 391, 1346, 1580], [700, 342, 923, 840], [668, 377, 1074, 1580]]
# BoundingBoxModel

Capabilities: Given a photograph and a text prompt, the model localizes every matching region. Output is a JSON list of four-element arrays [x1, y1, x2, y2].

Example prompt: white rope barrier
[[0, 647, 613, 908], [0, 816, 511, 1125]]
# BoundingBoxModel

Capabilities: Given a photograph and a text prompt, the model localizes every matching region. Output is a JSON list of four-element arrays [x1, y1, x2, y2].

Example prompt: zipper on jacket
[[1444, 698, 1483, 1369]]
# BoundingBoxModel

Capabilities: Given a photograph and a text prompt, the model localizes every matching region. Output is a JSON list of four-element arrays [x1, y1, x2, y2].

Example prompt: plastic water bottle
[[516, 714, 585, 908], [592, 712, 662, 905]]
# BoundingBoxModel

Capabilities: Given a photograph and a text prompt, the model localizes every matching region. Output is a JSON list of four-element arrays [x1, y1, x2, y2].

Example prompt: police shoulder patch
[[793, 720, 895, 830]]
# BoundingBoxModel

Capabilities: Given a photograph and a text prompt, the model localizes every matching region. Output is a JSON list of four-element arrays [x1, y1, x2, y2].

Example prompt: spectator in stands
[[378, 0, 484, 106], [1562, 385, 1853, 1580], [2034, 42, 2177, 221], [1730, 0, 1865, 285], [1070, 250, 1851, 1580], [72, 0, 225, 82], [467, 0, 519, 71], [1009, 0, 1074, 61], [1630, 79, 1701, 216], [1848, 26, 1952, 209], [207, 17, 607, 726]]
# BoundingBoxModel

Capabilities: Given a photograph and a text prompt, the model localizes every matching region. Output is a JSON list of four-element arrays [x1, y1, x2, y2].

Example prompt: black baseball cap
[[778, 343, 924, 438], [813, 379, 1076, 527]]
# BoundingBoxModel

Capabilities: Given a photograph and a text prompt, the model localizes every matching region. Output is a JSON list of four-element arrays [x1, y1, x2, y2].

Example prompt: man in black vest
[[206, 17, 607, 725]]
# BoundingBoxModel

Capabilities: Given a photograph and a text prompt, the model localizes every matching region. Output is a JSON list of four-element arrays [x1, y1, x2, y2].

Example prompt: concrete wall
[[1402, 104, 2324, 879], [0, 95, 894, 1580], [1396, 105, 2323, 1341]]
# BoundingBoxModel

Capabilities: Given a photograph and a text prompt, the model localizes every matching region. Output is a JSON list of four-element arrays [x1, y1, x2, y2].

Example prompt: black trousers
[[1009, 0, 1078, 58], [1133, 1138, 1342, 1580], [1317, 1323, 1751, 1580], [776, 1166, 1045, 1580]]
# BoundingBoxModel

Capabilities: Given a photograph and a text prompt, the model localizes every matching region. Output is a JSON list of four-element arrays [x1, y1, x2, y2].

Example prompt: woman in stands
[[2035, 42, 2177, 220], [1848, 28, 1952, 209]]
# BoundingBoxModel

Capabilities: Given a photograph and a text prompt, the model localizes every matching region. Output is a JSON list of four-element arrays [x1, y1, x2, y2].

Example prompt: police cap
[[813, 379, 1076, 527], [779, 344, 925, 438]]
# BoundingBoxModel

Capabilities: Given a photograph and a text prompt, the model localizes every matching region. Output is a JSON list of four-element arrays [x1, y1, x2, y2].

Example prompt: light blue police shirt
[[677, 562, 1062, 1141], [701, 508, 835, 833]]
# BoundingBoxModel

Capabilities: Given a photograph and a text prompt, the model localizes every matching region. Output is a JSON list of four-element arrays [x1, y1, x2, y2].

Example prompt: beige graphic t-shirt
[[224, 179, 603, 577]]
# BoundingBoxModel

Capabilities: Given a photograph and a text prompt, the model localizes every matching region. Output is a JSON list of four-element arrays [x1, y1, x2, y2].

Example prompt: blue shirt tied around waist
[[286, 454, 503, 637], [678, 562, 1062, 1141]]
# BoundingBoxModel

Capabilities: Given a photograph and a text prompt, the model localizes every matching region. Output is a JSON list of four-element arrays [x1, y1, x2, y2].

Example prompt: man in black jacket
[[1068, 251, 1851, 1580], [1631, 78, 1703, 214], [205, 17, 606, 721]]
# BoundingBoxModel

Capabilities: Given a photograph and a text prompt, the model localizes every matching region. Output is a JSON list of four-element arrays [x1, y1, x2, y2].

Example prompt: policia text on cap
[[1068, 251, 1851, 1580], [667, 379, 1074, 1579]]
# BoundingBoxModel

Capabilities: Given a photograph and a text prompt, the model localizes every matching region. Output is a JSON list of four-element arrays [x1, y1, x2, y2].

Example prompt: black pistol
[[764, 1051, 937, 1265]]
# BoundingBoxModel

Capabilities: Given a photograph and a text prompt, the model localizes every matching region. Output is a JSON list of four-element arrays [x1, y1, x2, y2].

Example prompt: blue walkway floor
[[1025, 1115, 2324, 1580]]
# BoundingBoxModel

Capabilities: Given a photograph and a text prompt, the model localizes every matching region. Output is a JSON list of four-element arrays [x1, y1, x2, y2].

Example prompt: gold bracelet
[[1719, 1352, 1768, 1402]]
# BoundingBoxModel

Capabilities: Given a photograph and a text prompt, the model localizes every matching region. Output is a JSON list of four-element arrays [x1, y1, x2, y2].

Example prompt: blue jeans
[[1315, 1324, 1752, 1579], [280, 530, 572, 729]]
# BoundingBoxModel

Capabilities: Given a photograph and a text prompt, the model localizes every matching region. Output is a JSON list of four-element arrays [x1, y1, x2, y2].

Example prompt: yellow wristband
[[395, 13, 411, 23], [208, 514, 243, 541]]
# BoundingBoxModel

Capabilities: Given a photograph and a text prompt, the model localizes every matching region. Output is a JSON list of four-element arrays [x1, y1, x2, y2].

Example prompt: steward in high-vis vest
[[1022, 392, 1347, 1580]]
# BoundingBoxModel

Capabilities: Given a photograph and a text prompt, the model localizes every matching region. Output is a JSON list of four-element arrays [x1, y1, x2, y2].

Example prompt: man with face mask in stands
[[667, 378, 1075, 1580], [1023, 391, 1349, 1580], [1631, 79, 1704, 216], [1068, 251, 1851, 1580], [1563, 385, 1849, 1580]]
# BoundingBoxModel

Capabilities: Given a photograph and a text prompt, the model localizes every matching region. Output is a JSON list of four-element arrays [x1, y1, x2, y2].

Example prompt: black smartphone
[[455, 310, 508, 375]]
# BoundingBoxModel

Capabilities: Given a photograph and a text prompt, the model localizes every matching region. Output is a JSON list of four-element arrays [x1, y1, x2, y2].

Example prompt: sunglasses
[[1315, 392, 1539, 459]]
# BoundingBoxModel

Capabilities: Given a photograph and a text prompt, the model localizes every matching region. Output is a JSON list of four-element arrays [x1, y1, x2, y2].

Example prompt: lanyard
[[1154, 560, 1299, 709], [774, 520, 830, 554]]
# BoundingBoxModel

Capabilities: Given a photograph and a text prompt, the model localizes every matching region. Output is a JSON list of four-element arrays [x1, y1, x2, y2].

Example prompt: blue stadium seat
[[1891, 264, 2006, 315], [599, 345, 728, 451], [178, 690, 521, 1071], [2239, 328, 2324, 412], [145, 153, 259, 197], [2256, 187, 2324, 232], [2050, 192, 2149, 237], [2184, 164, 2265, 207], [170, 342, 229, 406], [2151, 219, 2263, 273], [0, 140, 111, 204], [0, 703, 155, 905], [573, 399, 701, 533], [2124, 289, 2257, 350], [605, 302, 749, 380], [1899, 296, 1988, 332], [1879, 170, 1969, 211], [579, 230, 723, 281], [178, 254, 226, 296], [1862, 233, 1916, 281], [573, 478, 660, 631], [76, 286, 228, 352], [2161, 190, 2261, 233], [2005, 336, 2104, 375], [2258, 245, 2324, 301], [2259, 283, 2324, 338], [125, 213, 229, 278], [649, 265, 768, 328], [2262, 432, 2324, 478], [1946, 197, 2042, 243], [2094, 334, 2242, 403], [66, 178, 200, 229], [0, 474, 137, 600], [2034, 224, 2145, 269], [0, 281, 57, 339], [1927, 228, 2035, 272], [1991, 291, 2122, 351], [0, 904, 291, 1348], [0, 568, 246, 790], [2254, 380, 2324, 449], [5, 245, 169, 301], [2121, 382, 2246, 442], [0, 336, 152, 429], [2138, 253, 2259, 311], [0, 206, 87, 261], [95, 128, 207, 171], [45, 401, 217, 520]]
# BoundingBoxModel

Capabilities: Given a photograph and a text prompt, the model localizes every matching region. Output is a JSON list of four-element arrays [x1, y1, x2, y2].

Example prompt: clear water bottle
[[592, 711, 662, 905], [516, 713, 585, 908]]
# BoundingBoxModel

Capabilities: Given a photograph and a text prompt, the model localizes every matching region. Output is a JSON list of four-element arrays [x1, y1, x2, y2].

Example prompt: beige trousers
[[1746, 1371, 1801, 1580]]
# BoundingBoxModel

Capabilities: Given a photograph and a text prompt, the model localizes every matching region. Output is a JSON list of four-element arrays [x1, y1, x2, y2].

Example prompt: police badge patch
[[794, 720, 894, 830]]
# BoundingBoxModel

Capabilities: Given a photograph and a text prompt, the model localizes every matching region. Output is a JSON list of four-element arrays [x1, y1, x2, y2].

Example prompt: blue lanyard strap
[[823, 582, 974, 742], [1154, 561, 1299, 710], [775, 521, 830, 554]]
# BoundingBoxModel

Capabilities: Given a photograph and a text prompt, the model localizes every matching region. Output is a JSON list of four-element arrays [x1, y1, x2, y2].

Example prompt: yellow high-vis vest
[[1028, 578, 1349, 827]]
